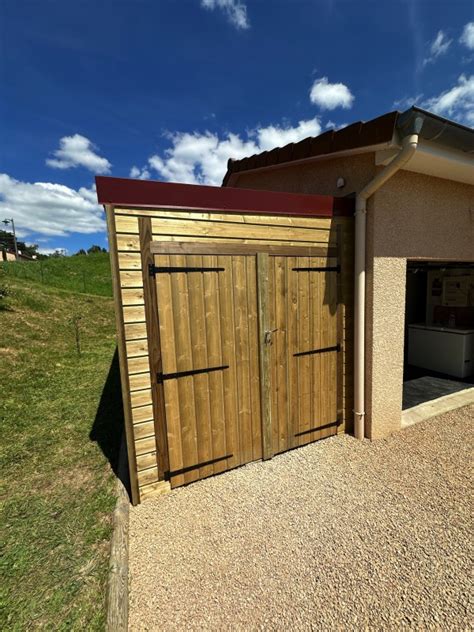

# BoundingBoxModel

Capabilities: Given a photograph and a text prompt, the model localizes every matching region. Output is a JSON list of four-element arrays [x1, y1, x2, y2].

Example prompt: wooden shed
[[96, 176, 354, 504]]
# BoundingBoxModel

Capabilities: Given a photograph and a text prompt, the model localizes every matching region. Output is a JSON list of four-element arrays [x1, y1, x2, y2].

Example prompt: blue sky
[[0, 0, 473, 254]]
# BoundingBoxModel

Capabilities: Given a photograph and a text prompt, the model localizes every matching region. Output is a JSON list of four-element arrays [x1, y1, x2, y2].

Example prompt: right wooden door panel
[[268, 255, 339, 455]]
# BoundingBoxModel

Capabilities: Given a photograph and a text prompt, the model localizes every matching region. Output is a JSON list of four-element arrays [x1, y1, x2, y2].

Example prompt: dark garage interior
[[403, 261, 474, 410]]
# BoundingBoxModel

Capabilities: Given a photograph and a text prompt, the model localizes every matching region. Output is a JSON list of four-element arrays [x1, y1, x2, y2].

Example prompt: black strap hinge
[[149, 264, 224, 276], [292, 265, 341, 273], [294, 344, 340, 358], [157, 364, 229, 383]]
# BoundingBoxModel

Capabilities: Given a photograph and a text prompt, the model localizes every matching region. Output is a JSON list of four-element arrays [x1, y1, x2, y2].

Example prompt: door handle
[[264, 328, 278, 346]]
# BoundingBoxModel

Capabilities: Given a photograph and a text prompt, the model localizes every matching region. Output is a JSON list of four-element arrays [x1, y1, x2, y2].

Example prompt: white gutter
[[353, 132, 420, 439]]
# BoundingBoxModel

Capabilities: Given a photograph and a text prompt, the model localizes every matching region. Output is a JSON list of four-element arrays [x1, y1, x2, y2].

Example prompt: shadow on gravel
[[90, 348, 132, 501]]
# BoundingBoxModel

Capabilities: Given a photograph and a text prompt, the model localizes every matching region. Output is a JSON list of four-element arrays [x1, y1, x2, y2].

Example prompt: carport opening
[[403, 261, 474, 410]]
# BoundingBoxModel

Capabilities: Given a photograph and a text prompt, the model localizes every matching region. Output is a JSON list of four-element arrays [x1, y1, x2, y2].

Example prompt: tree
[[74, 248, 87, 256], [87, 245, 107, 254], [0, 229, 39, 258]]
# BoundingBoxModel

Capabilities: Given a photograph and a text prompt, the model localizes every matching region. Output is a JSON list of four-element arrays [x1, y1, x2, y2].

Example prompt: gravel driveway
[[129, 405, 473, 630]]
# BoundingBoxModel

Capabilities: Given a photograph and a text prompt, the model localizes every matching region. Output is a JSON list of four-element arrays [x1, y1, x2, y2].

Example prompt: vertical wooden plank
[[246, 256, 263, 462], [287, 257, 299, 450], [257, 253, 273, 460], [336, 225, 344, 432], [296, 257, 312, 446], [106, 205, 140, 505], [170, 256, 199, 484], [321, 256, 339, 439], [274, 256, 288, 454], [329, 256, 339, 434], [186, 255, 214, 479], [203, 256, 227, 474], [320, 257, 330, 436], [233, 256, 252, 464], [217, 255, 239, 469], [139, 218, 169, 479], [310, 256, 322, 443], [155, 255, 185, 487], [268, 258, 278, 454]]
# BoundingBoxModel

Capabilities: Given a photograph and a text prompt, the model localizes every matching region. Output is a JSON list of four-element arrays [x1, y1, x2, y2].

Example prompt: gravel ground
[[129, 405, 473, 631]]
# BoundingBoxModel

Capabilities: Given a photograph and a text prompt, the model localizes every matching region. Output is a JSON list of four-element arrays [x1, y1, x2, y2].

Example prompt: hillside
[[1, 252, 113, 297], [0, 274, 118, 629]]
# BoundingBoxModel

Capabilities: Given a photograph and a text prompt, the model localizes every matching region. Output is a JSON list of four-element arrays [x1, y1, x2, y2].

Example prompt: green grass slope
[[0, 275, 119, 630], [1, 253, 113, 297]]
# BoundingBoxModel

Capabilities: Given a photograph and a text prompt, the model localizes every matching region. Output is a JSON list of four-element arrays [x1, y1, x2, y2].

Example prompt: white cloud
[[392, 94, 423, 110], [46, 134, 111, 174], [256, 118, 322, 149], [422, 74, 474, 126], [0, 174, 105, 237], [423, 30, 452, 66], [37, 247, 68, 256], [130, 166, 151, 180], [324, 120, 348, 131], [309, 77, 354, 110], [460, 22, 474, 50], [200, 0, 249, 30], [148, 117, 322, 186]]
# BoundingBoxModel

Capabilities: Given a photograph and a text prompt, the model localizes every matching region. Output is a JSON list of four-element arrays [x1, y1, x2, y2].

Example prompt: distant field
[[1, 252, 113, 297], [0, 275, 118, 629]]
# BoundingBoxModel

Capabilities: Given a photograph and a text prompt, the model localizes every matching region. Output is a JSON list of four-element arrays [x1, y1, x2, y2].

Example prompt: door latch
[[264, 328, 278, 345]]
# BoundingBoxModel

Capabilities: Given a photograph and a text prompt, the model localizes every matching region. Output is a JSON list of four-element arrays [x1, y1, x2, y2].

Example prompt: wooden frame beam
[[150, 241, 337, 257]]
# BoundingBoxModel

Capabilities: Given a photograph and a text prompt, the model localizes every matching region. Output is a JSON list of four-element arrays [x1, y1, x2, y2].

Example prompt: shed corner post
[[105, 204, 141, 505], [138, 217, 170, 481]]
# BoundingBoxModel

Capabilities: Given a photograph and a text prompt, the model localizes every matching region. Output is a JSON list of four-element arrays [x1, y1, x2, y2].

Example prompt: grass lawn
[[0, 272, 121, 630], [1, 253, 113, 297]]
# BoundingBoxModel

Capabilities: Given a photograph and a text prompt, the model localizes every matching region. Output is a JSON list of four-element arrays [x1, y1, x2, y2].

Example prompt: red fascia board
[[95, 176, 354, 218]]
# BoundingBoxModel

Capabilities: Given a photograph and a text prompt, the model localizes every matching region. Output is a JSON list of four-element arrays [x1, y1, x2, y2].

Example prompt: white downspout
[[354, 132, 420, 440]]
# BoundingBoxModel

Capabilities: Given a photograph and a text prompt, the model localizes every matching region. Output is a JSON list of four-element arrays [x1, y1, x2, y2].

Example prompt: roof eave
[[224, 138, 398, 187]]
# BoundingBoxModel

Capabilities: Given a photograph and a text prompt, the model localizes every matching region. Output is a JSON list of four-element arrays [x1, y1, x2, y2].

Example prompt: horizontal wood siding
[[110, 205, 354, 502]]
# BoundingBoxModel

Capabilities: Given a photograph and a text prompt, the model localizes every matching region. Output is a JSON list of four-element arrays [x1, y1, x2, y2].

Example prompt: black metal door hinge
[[149, 264, 225, 276], [292, 265, 341, 273], [293, 344, 341, 358], [157, 364, 229, 383]]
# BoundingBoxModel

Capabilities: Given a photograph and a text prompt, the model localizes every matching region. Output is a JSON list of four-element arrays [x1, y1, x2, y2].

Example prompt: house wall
[[233, 152, 376, 197], [107, 205, 354, 503], [366, 170, 474, 438], [231, 154, 474, 441]]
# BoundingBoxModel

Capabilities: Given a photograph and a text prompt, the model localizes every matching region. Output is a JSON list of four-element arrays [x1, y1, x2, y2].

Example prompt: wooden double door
[[152, 243, 340, 487]]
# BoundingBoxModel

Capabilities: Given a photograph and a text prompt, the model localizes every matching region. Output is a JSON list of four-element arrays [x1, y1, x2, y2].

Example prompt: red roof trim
[[95, 177, 354, 218]]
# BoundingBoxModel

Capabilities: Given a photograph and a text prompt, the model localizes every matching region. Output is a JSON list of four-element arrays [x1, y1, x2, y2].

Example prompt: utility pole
[[2, 218, 19, 261]]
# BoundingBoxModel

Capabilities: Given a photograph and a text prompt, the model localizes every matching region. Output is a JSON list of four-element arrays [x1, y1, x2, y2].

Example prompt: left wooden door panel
[[154, 253, 262, 487]]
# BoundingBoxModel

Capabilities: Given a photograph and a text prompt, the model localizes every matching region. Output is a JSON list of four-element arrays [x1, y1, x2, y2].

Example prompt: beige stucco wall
[[366, 170, 474, 439], [230, 155, 474, 441], [232, 152, 376, 196]]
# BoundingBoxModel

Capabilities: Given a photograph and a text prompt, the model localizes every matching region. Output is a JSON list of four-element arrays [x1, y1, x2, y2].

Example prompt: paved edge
[[106, 435, 130, 632], [402, 387, 474, 428]]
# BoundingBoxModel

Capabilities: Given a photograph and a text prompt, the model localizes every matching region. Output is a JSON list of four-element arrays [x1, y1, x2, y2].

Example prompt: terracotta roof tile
[[223, 111, 399, 185]]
